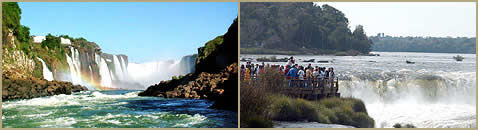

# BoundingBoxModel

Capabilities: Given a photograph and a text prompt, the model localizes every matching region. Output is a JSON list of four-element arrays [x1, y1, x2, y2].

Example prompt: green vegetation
[[241, 2, 373, 55], [370, 34, 476, 54], [2, 2, 99, 79], [2, 2, 21, 43], [197, 35, 224, 61], [41, 34, 61, 49], [241, 67, 374, 128]]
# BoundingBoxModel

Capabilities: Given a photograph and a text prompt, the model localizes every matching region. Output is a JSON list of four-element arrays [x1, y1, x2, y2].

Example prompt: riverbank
[[2, 72, 88, 100], [241, 47, 373, 56]]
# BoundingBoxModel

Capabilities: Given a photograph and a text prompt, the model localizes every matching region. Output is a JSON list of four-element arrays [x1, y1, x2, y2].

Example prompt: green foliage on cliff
[[370, 35, 476, 54], [2, 2, 31, 44], [197, 35, 224, 62], [2, 2, 21, 42], [41, 34, 61, 49], [240, 2, 373, 55]]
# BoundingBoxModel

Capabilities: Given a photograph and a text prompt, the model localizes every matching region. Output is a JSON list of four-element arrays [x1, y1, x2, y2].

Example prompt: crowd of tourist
[[240, 56, 337, 88]]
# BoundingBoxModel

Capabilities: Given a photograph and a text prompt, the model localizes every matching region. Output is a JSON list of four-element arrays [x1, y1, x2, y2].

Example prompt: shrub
[[241, 67, 375, 128], [241, 114, 274, 128]]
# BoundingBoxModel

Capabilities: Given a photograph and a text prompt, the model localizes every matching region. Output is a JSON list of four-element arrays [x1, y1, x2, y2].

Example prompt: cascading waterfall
[[89, 65, 93, 82], [65, 47, 83, 86], [60, 46, 194, 90], [127, 55, 197, 88], [97, 55, 113, 88], [119, 56, 128, 78], [338, 71, 476, 128], [36, 57, 54, 81], [112, 55, 125, 80]]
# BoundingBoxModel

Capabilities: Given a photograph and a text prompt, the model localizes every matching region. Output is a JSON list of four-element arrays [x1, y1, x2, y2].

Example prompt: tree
[[240, 2, 373, 54], [2, 2, 22, 43], [41, 34, 61, 49]]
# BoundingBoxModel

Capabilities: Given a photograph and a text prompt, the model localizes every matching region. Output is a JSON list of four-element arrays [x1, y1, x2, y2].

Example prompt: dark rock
[[2, 73, 88, 100], [138, 19, 238, 111]]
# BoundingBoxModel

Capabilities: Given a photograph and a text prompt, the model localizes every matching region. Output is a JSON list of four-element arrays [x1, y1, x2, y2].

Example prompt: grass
[[240, 67, 375, 128]]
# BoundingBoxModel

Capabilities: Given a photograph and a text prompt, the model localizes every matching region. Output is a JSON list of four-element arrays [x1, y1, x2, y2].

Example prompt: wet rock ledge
[[2, 73, 88, 100]]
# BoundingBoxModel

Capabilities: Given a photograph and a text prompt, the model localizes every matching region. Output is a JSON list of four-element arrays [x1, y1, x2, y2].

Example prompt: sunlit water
[[2, 90, 237, 128], [242, 52, 476, 128]]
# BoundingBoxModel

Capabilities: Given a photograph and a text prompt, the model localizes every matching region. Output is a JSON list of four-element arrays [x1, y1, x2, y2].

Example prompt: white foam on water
[[2, 91, 141, 109], [40, 117, 77, 128], [172, 114, 207, 127]]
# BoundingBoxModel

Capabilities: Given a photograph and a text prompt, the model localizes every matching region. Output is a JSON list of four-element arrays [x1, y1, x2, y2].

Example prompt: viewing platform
[[242, 76, 340, 100]]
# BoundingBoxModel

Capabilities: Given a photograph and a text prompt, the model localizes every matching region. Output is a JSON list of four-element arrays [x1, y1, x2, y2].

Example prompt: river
[[2, 90, 237, 128], [241, 52, 476, 128]]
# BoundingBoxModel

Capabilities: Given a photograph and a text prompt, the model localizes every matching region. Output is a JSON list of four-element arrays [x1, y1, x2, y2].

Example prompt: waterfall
[[36, 57, 54, 81], [119, 56, 129, 78], [89, 65, 93, 82], [127, 55, 197, 88], [338, 71, 476, 128], [112, 55, 124, 80], [97, 55, 113, 88], [66, 47, 82, 86], [60, 47, 194, 90]]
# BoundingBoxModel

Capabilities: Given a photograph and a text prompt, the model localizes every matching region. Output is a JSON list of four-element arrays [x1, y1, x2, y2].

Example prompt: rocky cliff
[[2, 71, 87, 100], [2, 2, 136, 100], [138, 18, 238, 111]]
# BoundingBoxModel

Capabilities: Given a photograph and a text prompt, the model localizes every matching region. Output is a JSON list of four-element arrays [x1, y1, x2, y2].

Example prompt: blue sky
[[19, 2, 238, 63]]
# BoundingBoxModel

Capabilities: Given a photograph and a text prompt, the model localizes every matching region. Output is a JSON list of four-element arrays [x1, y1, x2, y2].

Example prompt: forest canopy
[[240, 2, 373, 55]]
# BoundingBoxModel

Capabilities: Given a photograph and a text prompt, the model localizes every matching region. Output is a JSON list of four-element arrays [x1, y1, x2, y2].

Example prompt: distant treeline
[[240, 2, 373, 55], [370, 35, 476, 54]]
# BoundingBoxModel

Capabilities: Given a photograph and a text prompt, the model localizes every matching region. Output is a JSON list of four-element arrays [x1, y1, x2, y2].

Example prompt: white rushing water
[[112, 55, 125, 81], [242, 52, 476, 128], [36, 57, 54, 81], [127, 55, 196, 88], [96, 54, 113, 88], [62, 47, 195, 90], [66, 47, 84, 87], [119, 56, 128, 79]]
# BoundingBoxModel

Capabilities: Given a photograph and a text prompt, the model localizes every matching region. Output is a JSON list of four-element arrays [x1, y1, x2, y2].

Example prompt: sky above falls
[[19, 2, 238, 63], [314, 2, 476, 38]]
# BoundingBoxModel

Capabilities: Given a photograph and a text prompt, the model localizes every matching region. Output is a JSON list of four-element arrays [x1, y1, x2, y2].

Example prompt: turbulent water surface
[[2, 90, 237, 128], [242, 52, 476, 128]]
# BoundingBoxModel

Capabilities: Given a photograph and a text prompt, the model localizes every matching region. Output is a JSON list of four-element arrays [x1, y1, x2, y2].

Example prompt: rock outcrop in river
[[139, 18, 238, 111], [2, 71, 87, 100]]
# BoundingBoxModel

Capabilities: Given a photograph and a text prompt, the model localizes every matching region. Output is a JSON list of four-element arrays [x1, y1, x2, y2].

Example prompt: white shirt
[[313, 71, 319, 77], [298, 70, 305, 80], [329, 71, 335, 79], [319, 71, 325, 78]]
